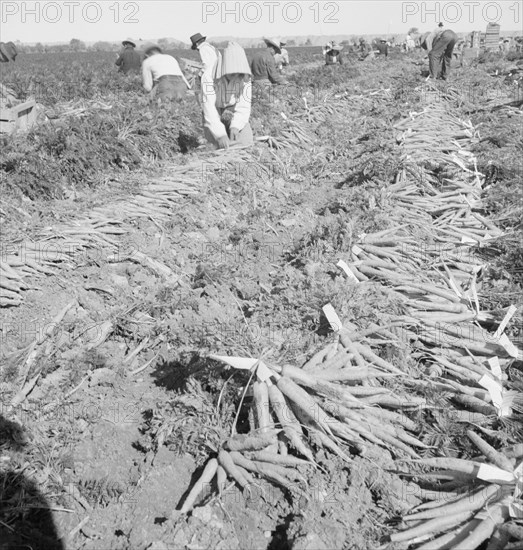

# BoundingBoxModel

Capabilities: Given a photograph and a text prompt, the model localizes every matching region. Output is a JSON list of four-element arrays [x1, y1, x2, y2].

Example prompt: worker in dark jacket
[[115, 39, 142, 74], [377, 39, 389, 57], [421, 26, 458, 80], [249, 38, 283, 85]]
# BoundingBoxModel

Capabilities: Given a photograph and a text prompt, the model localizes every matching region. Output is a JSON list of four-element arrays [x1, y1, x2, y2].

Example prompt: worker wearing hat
[[249, 38, 283, 86], [115, 39, 142, 74], [142, 44, 190, 103], [190, 32, 222, 81], [202, 42, 253, 149], [324, 42, 344, 65]]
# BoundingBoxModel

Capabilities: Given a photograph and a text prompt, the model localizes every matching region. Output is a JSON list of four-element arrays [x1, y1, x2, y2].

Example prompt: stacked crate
[[484, 23, 501, 51]]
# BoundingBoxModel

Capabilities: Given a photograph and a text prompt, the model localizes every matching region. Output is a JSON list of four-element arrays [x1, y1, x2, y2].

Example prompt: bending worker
[[142, 44, 190, 103], [249, 38, 283, 86], [202, 42, 253, 150], [421, 23, 458, 80]]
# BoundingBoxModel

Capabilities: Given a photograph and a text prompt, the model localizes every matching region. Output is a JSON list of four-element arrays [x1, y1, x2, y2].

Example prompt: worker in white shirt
[[141, 44, 190, 103], [201, 42, 253, 150], [190, 32, 222, 79]]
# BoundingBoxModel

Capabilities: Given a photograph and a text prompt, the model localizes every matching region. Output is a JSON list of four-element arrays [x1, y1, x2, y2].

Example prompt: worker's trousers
[[429, 30, 458, 80]]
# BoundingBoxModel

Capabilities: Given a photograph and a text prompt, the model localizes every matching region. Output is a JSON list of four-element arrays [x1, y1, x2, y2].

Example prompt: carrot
[[452, 503, 509, 550], [390, 511, 473, 542], [309, 350, 352, 372], [452, 394, 497, 416], [366, 407, 419, 431], [361, 394, 426, 409], [404, 484, 502, 521], [408, 457, 483, 476], [281, 364, 362, 405], [302, 344, 335, 371], [216, 465, 227, 496], [230, 451, 303, 488], [338, 334, 367, 368], [467, 431, 514, 472], [351, 343, 404, 375], [253, 381, 272, 431], [276, 373, 334, 435], [245, 450, 311, 468], [253, 381, 278, 454], [313, 366, 392, 382], [267, 383, 314, 462], [415, 519, 481, 550], [179, 458, 218, 513], [226, 430, 279, 452], [308, 426, 352, 462], [218, 449, 251, 490]]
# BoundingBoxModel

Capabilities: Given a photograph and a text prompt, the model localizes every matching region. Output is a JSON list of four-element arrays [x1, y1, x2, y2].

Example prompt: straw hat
[[263, 37, 281, 54], [330, 42, 343, 51], [122, 38, 136, 47], [220, 41, 251, 76], [190, 33, 206, 50], [280, 39, 287, 46]]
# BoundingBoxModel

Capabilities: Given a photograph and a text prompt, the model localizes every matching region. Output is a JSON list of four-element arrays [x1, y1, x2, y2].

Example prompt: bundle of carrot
[[177, 350, 433, 513], [389, 431, 523, 549]]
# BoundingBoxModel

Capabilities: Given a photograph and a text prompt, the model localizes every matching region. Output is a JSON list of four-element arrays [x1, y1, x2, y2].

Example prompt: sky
[[1, 0, 521, 44]]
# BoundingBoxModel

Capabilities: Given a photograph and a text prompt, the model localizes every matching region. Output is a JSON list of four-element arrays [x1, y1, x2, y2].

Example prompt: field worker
[[324, 42, 344, 65], [377, 39, 389, 57], [115, 39, 142, 74], [190, 32, 222, 79], [421, 26, 458, 80], [405, 34, 416, 52], [280, 40, 290, 67], [202, 42, 253, 150], [249, 38, 283, 86], [142, 44, 191, 103]]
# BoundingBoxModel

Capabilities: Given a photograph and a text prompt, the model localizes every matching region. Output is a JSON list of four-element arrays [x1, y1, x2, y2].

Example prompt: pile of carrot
[[177, 96, 523, 546], [0, 148, 257, 307]]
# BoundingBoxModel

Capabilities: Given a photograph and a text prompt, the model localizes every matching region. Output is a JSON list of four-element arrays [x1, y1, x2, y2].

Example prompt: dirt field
[[1, 48, 523, 550]]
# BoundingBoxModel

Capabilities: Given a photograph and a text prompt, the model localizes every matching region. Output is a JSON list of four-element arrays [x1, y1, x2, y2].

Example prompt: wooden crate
[[0, 99, 37, 134], [484, 23, 501, 51]]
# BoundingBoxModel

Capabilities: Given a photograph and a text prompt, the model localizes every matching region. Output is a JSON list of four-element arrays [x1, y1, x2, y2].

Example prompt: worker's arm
[[142, 59, 153, 92], [115, 54, 123, 67], [230, 80, 252, 134], [266, 55, 283, 84], [201, 75, 228, 140]]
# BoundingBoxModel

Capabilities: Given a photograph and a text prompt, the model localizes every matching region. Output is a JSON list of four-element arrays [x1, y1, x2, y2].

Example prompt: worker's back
[[116, 47, 142, 74], [249, 49, 282, 84]]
